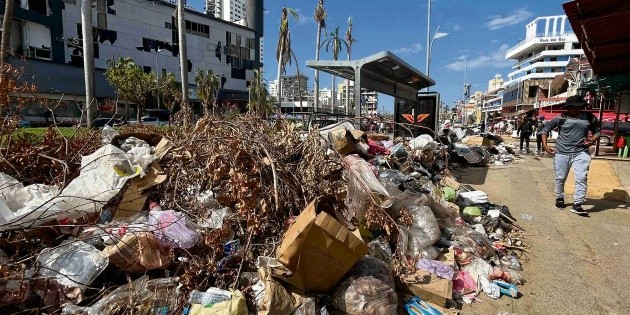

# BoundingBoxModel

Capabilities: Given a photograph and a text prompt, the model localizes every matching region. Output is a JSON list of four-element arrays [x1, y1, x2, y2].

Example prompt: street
[[455, 153, 630, 315]]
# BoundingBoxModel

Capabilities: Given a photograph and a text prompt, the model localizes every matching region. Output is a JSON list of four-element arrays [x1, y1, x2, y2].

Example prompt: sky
[[188, 0, 571, 114]]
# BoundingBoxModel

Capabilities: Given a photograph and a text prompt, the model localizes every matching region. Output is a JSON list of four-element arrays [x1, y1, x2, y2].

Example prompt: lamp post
[[155, 48, 166, 108], [426, 26, 449, 81]]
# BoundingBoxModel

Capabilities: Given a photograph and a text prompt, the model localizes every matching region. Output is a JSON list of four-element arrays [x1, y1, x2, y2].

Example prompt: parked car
[[129, 116, 169, 126], [92, 118, 125, 128]]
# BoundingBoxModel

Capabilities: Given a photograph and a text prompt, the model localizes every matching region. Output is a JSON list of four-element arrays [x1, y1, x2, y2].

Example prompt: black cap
[[563, 95, 587, 108]]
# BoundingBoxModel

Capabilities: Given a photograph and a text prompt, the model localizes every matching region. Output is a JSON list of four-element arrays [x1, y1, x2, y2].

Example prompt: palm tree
[[275, 6, 299, 111], [177, 0, 190, 126], [81, 0, 96, 128], [248, 69, 273, 118], [195, 69, 220, 116], [1, 0, 15, 67], [345, 17, 357, 115], [322, 26, 347, 113], [313, 0, 327, 112]]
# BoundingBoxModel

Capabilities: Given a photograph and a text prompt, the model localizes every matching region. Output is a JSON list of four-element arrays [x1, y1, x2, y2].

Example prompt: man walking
[[541, 95, 600, 216], [517, 117, 534, 154], [535, 115, 546, 155]]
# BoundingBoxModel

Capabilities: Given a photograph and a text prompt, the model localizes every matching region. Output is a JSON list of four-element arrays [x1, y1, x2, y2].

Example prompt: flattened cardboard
[[275, 198, 368, 293], [437, 248, 456, 269], [441, 175, 461, 191], [328, 128, 367, 156], [462, 136, 492, 148], [114, 181, 148, 220], [398, 269, 453, 307]]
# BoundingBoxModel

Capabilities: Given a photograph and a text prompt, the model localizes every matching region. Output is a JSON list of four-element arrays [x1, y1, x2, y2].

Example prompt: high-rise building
[[206, 0, 264, 70], [280, 74, 309, 102], [268, 80, 278, 99], [487, 74, 504, 94], [337, 82, 378, 115], [205, 0, 246, 23], [502, 15, 584, 115]]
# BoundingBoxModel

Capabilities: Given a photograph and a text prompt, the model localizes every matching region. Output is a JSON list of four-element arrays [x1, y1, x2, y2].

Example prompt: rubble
[[0, 117, 529, 314]]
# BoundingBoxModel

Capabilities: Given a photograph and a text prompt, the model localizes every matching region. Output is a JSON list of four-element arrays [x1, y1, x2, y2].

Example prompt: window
[[165, 22, 172, 29], [28, 0, 48, 15], [549, 56, 557, 62], [226, 31, 232, 43], [184, 20, 209, 38], [143, 66, 151, 73], [528, 86, 538, 98], [236, 34, 241, 46]]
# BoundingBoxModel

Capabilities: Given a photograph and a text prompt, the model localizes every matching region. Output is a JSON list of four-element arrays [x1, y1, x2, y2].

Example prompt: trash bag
[[405, 205, 441, 257], [332, 257, 397, 315], [148, 210, 200, 249], [102, 232, 171, 272], [367, 237, 393, 265], [390, 143, 408, 158], [409, 134, 438, 152], [35, 239, 108, 305], [189, 290, 247, 315]]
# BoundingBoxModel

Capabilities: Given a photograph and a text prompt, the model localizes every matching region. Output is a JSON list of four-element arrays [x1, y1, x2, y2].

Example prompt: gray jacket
[[541, 112, 601, 154]]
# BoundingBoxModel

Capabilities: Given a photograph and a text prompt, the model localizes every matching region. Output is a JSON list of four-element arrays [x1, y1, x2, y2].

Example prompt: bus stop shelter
[[306, 51, 435, 127]]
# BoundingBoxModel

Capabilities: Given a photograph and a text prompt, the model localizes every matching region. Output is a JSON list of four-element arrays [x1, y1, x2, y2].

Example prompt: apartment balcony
[[512, 49, 584, 69], [508, 61, 570, 78], [504, 72, 565, 87], [505, 32, 577, 60]]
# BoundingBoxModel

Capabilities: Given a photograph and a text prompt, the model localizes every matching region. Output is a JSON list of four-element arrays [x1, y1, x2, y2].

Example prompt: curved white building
[[502, 15, 584, 114]]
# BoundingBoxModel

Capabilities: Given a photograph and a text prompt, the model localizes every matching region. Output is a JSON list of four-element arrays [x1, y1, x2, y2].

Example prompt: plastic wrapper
[[390, 143, 408, 158], [0, 145, 140, 231], [367, 237, 393, 265], [294, 298, 317, 315], [101, 125, 119, 143], [416, 258, 454, 280], [441, 187, 457, 202], [420, 246, 440, 260], [149, 210, 200, 248], [409, 134, 438, 152], [189, 288, 232, 305], [35, 240, 108, 305], [80, 277, 179, 315], [332, 257, 397, 315], [102, 232, 171, 272], [463, 257, 493, 281], [345, 156, 391, 220]]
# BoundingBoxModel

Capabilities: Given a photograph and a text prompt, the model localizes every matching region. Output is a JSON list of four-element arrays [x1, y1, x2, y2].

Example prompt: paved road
[[455, 154, 630, 315]]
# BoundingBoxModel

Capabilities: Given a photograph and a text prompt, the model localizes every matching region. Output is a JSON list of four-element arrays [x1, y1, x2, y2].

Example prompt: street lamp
[[155, 48, 166, 108], [426, 25, 449, 80]]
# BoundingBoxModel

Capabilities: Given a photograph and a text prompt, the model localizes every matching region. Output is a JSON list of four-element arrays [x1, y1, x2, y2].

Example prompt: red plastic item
[[367, 139, 390, 156], [616, 136, 626, 150]]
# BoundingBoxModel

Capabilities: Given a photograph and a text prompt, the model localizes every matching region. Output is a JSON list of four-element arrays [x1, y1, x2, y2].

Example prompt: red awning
[[538, 110, 619, 122]]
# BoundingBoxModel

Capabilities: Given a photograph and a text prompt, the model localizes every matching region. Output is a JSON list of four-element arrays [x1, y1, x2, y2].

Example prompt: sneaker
[[555, 198, 565, 209], [571, 204, 589, 216], [526, 149, 532, 154]]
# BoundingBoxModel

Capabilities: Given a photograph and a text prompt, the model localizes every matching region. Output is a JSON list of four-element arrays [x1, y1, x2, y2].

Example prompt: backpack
[[558, 112, 595, 132]]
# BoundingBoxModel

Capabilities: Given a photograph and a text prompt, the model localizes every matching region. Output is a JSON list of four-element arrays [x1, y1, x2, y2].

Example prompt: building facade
[[503, 15, 583, 116], [1, 0, 262, 123], [279, 74, 308, 102], [337, 82, 378, 115]]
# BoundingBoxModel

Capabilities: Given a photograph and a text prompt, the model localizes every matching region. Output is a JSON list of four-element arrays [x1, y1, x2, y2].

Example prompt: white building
[[206, 0, 246, 23], [502, 15, 584, 114], [319, 88, 333, 109], [268, 80, 278, 99], [337, 82, 378, 115], [4, 0, 261, 122]]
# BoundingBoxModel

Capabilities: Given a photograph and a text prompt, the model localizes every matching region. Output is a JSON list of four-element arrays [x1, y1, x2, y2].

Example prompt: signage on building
[[538, 37, 567, 43]]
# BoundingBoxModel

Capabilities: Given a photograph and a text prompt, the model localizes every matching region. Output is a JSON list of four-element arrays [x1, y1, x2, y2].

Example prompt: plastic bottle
[[623, 146, 629, 159]]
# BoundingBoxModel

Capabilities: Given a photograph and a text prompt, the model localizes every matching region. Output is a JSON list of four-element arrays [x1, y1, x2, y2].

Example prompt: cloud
[[452, 24, 461, 31], [446, 44, 513, 71], [393, 43, 423, 54], [485, 8, 533, 30], [491, 39, 500, 44], [293, 9, 313, 25]]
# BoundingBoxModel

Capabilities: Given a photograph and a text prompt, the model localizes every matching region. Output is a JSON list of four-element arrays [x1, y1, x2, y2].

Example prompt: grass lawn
[[13, 127, 87, 139]]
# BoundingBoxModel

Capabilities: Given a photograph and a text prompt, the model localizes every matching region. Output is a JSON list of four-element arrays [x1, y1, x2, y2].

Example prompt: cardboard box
[[111, 134, 171, 220], [437, 247, 456, 269], [328, 128, 367, 155], [275, 197, 369, 293], [398, 269, 453, 307], [462, 136, 493, 147]]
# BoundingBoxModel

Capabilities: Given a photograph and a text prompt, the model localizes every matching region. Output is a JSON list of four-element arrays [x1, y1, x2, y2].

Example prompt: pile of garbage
[[0, 118, 527, 314], [440, 129, 517, 167]]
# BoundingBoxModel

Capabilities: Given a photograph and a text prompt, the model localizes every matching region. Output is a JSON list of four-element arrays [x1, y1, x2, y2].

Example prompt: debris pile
[[0, 118, 528, 314]]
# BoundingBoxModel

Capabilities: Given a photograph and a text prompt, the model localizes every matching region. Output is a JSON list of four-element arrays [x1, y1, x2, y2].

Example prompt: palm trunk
[[346, 48, 351, 115], [177, 0, 190, 126], [314, 23, 322, 112], [276, 42, 283, 114], [81, 0, 96, 129], [1, 0, 15, 67]]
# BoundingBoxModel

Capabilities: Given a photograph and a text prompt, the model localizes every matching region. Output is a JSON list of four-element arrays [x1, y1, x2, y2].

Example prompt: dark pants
[[536, 134, 543, 151], [520, 133, 531, 151]]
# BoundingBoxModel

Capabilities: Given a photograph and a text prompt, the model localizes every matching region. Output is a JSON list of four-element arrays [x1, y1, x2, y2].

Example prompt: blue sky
[[188, 0, 571, 113]]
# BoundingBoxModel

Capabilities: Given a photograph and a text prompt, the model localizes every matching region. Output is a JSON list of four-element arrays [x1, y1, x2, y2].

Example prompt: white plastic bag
[[409, 134, 438, 152], [406, 205, 441, 257]]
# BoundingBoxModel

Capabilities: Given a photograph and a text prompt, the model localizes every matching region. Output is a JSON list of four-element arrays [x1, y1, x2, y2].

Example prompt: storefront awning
[[564, 0, 630, 76]]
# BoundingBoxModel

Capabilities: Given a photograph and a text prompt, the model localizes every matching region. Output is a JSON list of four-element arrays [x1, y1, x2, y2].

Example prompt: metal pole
[[156, 51, 160, 109], [425, 0, 431, 76]]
